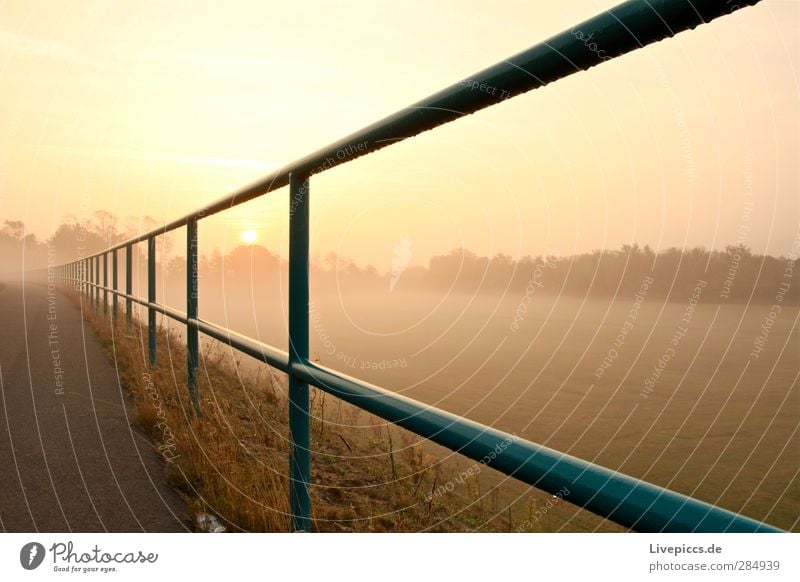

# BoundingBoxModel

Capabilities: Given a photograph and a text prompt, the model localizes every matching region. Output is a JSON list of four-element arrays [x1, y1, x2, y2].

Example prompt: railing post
[[186, 217, 200, 416], [94, 256, 100, 310], [103, 253, 108, 317], [147, 237, 157, 368], [126, 245, 132, 333], [112, 250, 118, 324], [288, 172, 311, 532]]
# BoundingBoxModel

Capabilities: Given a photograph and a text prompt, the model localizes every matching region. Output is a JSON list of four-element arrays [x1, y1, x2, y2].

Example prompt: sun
[[241, 229, 258, 245]]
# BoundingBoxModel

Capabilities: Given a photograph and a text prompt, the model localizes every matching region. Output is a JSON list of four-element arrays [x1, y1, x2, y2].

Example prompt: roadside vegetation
[[67, 290, 604, 532]]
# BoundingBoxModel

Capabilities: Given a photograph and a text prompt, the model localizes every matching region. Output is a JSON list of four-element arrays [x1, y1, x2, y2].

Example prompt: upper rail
[[82, 0, 761, 259], [49, 0, 780, 533]]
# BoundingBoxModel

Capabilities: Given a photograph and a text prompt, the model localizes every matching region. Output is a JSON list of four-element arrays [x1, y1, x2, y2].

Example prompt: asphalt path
[[0, 280, 188, 532]]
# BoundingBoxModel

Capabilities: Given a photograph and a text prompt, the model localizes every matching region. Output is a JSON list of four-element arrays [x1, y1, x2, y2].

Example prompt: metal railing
[[50, 0, 780, 532]]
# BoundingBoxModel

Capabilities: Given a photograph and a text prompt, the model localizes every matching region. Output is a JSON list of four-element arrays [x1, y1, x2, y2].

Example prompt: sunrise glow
[[241, 229, 258, 245]]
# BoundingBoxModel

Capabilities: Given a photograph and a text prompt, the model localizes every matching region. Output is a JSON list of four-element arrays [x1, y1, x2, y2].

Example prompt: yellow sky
[[1, 0, 798, 269]]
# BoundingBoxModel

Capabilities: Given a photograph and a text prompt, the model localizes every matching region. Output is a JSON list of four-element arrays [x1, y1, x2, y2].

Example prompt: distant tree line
[[0, 212, 168, 273], [392, 244, 799, 304], [3, 214, 796, 305], [165, 242, 798, 305]]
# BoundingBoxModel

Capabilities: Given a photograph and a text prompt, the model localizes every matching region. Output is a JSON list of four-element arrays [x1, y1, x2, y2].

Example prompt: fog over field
[[185, 281, 798, 530], [5, 216, 799, 529], [169, 233, 797, 531], [1, 0, 798, 551]]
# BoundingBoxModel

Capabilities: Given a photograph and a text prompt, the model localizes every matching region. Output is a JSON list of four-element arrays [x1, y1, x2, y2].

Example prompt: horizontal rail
[[66, 277, 781, 532], [71, 278, 292, 371], [48, 0, 776, 532], [77, 0, 760, 262], [192, 318, 291, 372], [291, 361, 780, 533]]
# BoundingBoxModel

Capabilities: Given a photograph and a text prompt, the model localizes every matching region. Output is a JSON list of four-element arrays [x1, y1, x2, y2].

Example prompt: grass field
[[297, 291, 799, 531], [108, 284, 798, 531], [77, 292, 564, 532]]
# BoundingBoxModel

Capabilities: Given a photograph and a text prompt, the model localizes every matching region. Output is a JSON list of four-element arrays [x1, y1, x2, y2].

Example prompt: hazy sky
[[1, 0, 798, 270]]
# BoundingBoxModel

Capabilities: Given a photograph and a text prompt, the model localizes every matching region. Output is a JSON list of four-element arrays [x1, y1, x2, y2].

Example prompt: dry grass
[[69, 290, 570, 532]]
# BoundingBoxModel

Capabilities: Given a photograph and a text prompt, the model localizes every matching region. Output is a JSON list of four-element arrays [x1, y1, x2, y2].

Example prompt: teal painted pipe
[[48, 0, 773, 533], [125, 245, 132, 332], [187, 218, 200, 416], [288, 173, 312, 532], [147, 237, 157, 368], [68, 0, 763, 257], [112, 250, 118, 323], [94, 256, 99, 310], [57, 270, 782, 532], [292, 360, 781, 533], [102, 253, 108, 317]]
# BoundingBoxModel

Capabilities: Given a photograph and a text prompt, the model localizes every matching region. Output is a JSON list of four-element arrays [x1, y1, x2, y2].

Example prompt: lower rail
[[61, 275, 781, 533]]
